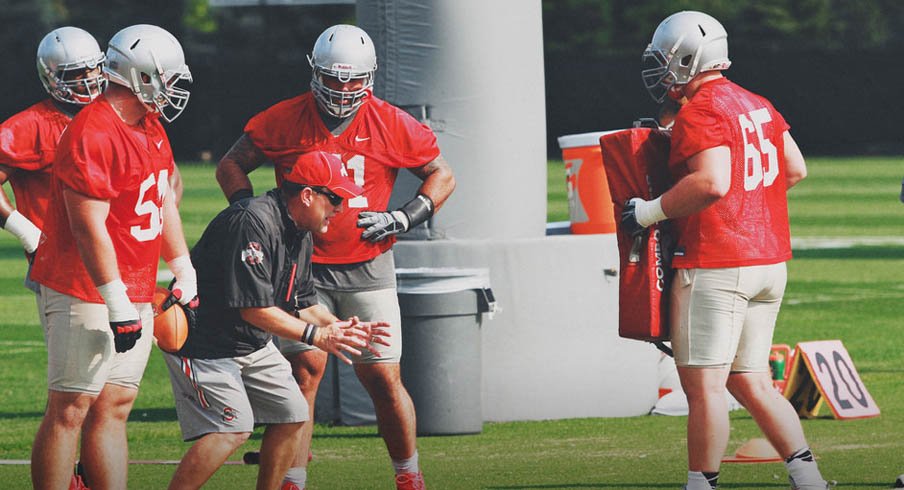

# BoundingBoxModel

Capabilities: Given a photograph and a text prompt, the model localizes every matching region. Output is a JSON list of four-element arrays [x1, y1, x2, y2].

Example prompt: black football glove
[[109, 318, 142, 353], [620, 199, 647, 237]]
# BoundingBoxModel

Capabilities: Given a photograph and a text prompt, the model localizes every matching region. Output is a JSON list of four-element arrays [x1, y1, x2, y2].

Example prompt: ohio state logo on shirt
[[241, 242, 264, 266], [222, 406, 236, 423]]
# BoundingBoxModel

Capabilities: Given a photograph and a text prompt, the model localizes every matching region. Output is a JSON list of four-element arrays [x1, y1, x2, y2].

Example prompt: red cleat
[[69, 461, 89, 490], [279, 482, 302, 490], [69, 474, 89, 490], [395, 471, 425, 490]]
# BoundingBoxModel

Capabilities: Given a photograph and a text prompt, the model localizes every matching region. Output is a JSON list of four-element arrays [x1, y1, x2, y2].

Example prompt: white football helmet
[[308, 24, 377, 118], [105, 24, 192, 123], [37, 27, 107, 106], [642, 11, 731, 103]]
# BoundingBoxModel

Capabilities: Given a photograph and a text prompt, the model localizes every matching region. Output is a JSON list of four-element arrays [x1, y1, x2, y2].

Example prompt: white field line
[[0, 340, 43, 355], [0, 459, 245, 465], [785, 290, 904, 306], [0, 341, 43, 346], [792, 236, 904, 249]]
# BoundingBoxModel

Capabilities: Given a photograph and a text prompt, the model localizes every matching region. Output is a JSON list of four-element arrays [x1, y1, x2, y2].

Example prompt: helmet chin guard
[[104, 24, 192, 123], [308, 24, 377, 118], [641, 11, 731, 103]]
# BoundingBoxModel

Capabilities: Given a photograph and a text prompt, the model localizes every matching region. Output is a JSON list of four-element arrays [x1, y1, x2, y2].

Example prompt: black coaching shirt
[[177, 189, 317, 359]]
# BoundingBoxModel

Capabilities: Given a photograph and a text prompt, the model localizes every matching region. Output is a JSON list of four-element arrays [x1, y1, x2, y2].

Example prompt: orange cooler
[[557, 130, 623, 234]]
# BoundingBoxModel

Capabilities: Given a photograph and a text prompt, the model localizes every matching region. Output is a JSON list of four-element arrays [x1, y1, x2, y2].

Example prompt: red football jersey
[[245, 93, 440, 264], [32, 96, 174, 303], [0, 100, 72, 230], [668, 78, 792, 269]]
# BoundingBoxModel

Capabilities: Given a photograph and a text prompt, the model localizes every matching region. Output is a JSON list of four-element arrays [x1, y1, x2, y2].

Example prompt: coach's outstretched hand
[[313, 317, 391, 364]]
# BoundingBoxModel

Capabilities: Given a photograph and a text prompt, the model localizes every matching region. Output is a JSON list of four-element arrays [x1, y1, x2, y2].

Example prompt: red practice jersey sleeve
[[245, 93, 440, 264], [668, 78, 792, 268], [31, 96, 174, 303], [0, 100, 72, 230]]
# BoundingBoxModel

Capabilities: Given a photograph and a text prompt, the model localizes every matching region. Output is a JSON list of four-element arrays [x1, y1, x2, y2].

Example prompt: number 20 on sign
[[784, 340, 880, 420]]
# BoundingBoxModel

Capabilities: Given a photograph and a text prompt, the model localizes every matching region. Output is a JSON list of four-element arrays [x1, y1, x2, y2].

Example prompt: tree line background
[[1, 0, 902, 159]]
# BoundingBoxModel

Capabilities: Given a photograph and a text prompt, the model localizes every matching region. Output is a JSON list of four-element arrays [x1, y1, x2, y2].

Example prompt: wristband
[[301, 324, 318, 345], [399, 194, 435, 229], [4, 210, 42, 253], [97, 279, 136, 323], [166, 255, 197, 284], [634, 196, 668, 227], [228, 188, 253, 204], [166, 254, 197, 304]]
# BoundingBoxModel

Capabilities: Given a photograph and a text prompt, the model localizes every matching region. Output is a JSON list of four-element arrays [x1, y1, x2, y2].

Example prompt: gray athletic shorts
[[39, 285, 154, 394], [670, 263, 787, 371], [163, 341, 309, 441], [277, 287, 402, 363]]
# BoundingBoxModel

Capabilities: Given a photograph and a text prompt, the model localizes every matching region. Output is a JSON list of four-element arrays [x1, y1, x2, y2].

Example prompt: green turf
[[0, 159, 902, 488]]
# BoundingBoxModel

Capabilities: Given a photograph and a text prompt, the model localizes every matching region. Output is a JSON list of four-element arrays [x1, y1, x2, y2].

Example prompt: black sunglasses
[[310, 186, 344, 206]]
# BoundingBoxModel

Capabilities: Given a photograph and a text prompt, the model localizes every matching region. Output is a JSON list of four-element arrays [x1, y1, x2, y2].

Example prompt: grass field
[[0, 158, 902, 489]]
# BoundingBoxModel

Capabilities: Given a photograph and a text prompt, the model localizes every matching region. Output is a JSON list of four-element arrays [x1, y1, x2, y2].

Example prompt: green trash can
[[396, 268, 496, 435]]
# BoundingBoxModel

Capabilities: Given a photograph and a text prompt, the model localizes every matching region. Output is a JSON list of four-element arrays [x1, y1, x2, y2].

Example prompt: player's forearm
[[661, 173, 724, 218], [63, 189, 121, 287], [240, 306, 307, 340], [783, 132, 807, 189], [411, 154, 455, 212], [160, 196, 190, 262], [0, 165, 17, 223], [0, 192, 15, 223], [170, 163, 184, 207], [216, 159, 254, 201], [216, 134, 266, 201], [661, 146, 730, 218], [296, 303, 339, 328]]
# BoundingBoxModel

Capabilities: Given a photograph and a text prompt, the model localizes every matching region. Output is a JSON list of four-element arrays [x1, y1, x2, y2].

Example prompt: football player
[[30, 24, 197, 490], [0, 27, 106, 292], [622, 11, 828, 490], [216, 24, 455, 490], [0, 27, 106, 490]]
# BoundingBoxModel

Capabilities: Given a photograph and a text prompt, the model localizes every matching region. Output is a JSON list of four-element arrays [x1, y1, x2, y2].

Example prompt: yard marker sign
[[784, 340, 879, 419]]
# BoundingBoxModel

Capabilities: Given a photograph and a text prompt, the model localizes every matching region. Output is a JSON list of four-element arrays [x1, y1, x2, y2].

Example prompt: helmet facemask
[[307, 25, 378, 119], [309, 61, 374, 118], [105, 25, 193, 123], [641, 11, 731, 103], [41, 59, 108, 106], [37, 27, 108, 106], [131, 59, 192, 123], [641, 46, 676, 104]]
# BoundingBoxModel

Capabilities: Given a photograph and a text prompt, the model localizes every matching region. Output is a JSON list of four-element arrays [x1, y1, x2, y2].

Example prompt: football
[[152, 286, 188, 353]]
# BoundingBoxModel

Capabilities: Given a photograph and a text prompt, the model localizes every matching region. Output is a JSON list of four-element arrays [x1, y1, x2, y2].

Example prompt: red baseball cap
[[283, 151, 363, 199]]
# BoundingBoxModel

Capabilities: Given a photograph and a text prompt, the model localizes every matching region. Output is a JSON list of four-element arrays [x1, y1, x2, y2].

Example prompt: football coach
[[162, 151, 391, 490]]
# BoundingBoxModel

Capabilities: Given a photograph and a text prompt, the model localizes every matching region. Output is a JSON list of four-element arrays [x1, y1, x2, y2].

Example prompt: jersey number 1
[[739, 108, 778, 191], [341, 154, 368, 208]]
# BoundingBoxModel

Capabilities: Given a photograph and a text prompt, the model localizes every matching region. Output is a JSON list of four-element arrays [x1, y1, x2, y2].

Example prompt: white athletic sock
[[785, 447, 826, 489], [283, 466, 307, 487], [391, 451, 419, 475], [686, 470, 716, 490]]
